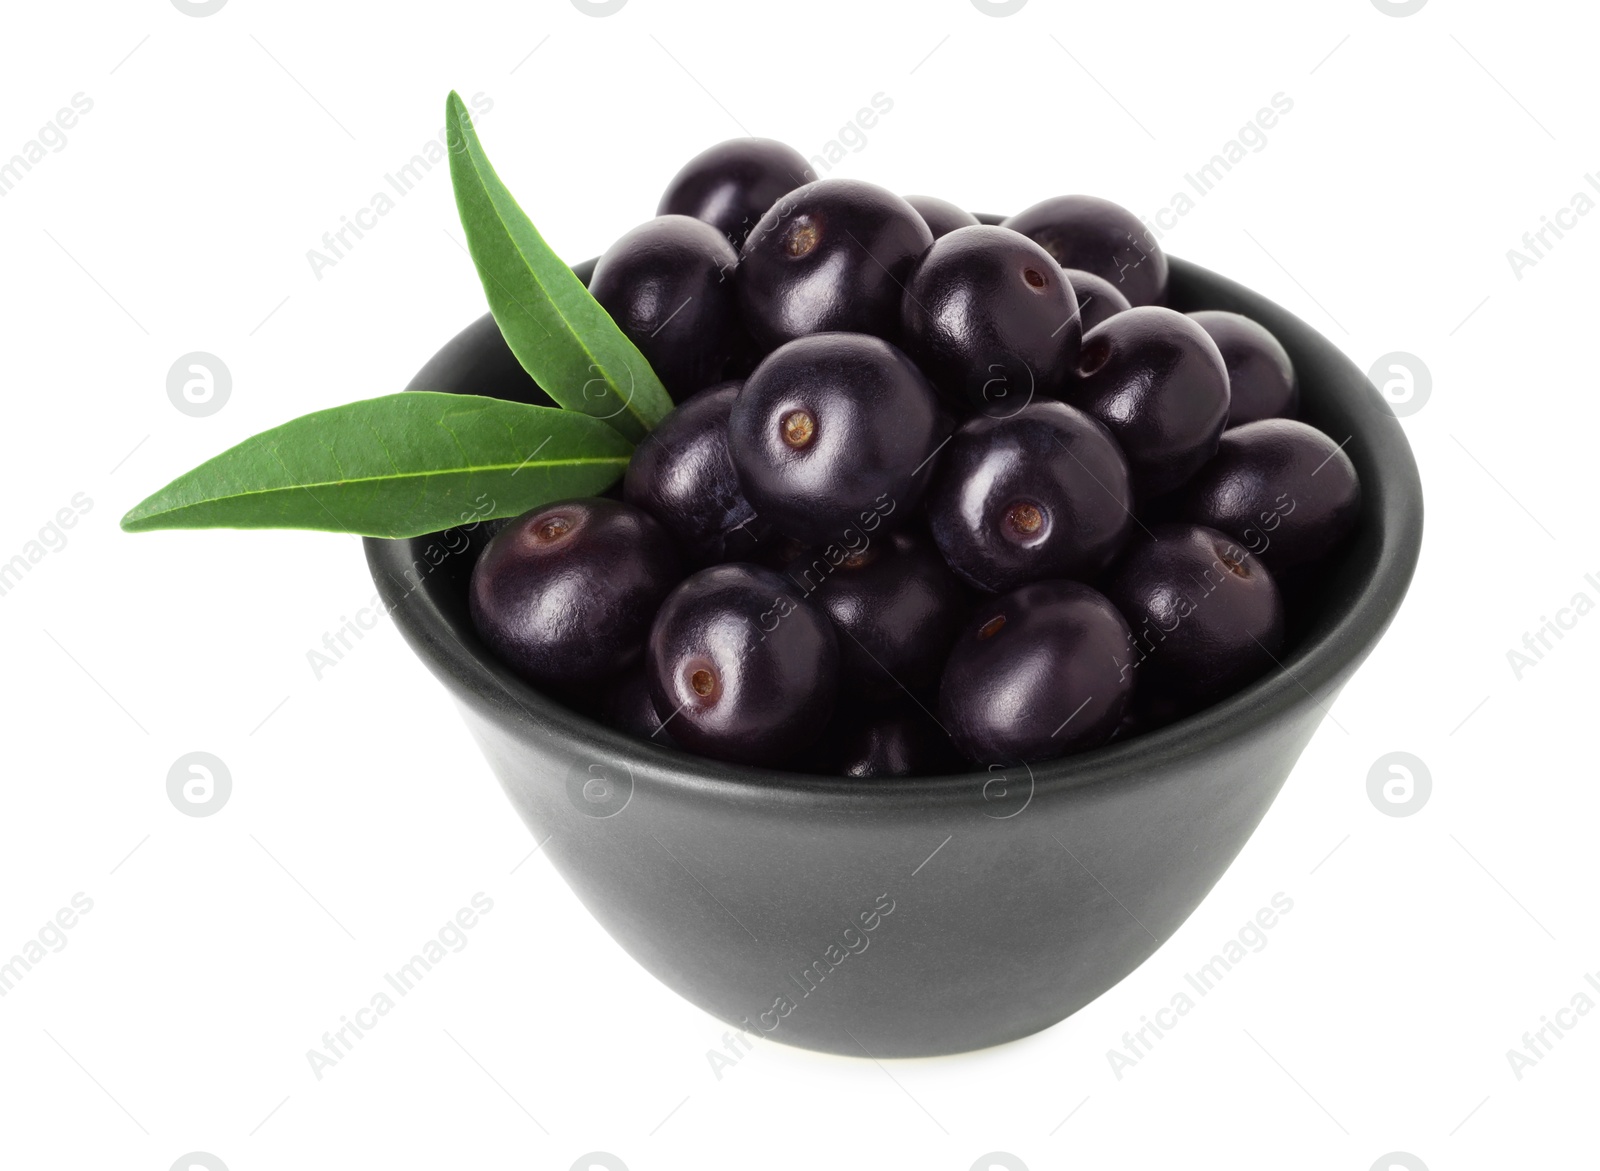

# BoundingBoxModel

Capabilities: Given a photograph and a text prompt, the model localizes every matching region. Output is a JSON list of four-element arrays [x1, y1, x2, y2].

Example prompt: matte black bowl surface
[[364, 248, 1423, 1058]]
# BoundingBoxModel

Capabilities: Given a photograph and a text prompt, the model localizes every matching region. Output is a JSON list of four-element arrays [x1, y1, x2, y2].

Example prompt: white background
[[1, 1, 1595, 1168]]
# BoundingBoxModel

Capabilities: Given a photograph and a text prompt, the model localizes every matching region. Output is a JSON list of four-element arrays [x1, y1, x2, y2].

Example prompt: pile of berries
[[468, 138, 1361, 775]]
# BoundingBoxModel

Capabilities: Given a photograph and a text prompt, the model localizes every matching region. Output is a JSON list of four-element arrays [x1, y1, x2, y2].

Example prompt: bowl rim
[[365, 252, 1424, 810]]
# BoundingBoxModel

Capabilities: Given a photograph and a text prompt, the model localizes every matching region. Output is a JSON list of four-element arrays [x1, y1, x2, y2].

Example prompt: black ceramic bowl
[[365, 240, 1422, 1058]]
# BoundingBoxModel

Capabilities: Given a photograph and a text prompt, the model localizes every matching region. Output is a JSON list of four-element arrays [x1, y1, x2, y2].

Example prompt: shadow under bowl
[[364, 250, 1423, 1058]]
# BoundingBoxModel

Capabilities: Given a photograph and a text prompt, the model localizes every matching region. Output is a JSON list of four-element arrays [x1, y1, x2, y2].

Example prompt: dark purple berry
[[1066, 306, 1230, 497], [1105, 524, 1285, 704], [1189, 311, 1299, 426], [1110, 686, 1195, 742], [785, 529, 965, 700], [1062, 267, 1131, 333], [903, 194, 980, 240], [737, 178, 933, 349], [822, 704, 958, 778], [657, 138, 811, 247], [752, 532, 809, 573], [470, 499, 681, 688], [599, 666, 677, 748], [939, 581, 1133, 764], [728, 333, 945, 545], [647, 564, 838, 767], [927, 400, 1134, 592], [901, 225, 1081, 409], [1175, 419, 1360, 574], [1002, 195, 1168, 307], [623, 382, 768, 565], [588, 215, 740, 402]]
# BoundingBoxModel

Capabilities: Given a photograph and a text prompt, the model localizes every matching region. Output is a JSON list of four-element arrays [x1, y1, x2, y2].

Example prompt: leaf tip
[[120, 482, 181, 533]]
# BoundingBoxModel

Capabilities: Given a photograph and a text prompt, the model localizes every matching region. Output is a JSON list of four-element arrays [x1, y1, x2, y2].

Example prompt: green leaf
[[445, 91, 672, 443], [120, 392, 633, 538]]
